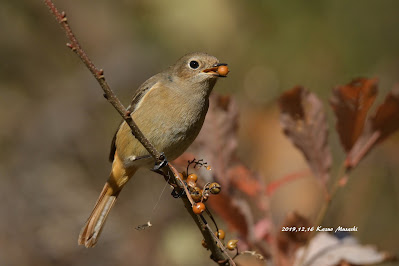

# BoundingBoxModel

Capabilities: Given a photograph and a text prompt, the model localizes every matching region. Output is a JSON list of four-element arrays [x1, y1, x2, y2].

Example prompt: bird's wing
[[108, 74, 163, 162]]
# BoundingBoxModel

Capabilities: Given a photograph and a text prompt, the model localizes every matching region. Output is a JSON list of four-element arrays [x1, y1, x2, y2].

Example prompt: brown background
[[1, 1, 398, 265]]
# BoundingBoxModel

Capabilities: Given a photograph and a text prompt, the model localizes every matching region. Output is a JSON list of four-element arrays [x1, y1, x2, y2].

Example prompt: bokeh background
[[1, 0, 398, 265]]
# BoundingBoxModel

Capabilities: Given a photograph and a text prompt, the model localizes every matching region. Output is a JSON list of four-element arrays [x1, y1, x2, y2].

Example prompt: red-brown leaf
[[372, 85, 399, 142], [279, 86, 332, 186], [174, 93, 271, 251], [228, 164, 262, 197], [346, 85, 399, 168], [187, 94, 239, 189], [330, 78, 378, 152], [206, 192, 249, 237]]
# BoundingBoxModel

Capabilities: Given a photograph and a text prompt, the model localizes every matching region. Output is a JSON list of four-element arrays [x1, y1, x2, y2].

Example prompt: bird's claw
[[171, 188, 185, 198], [152, 152, 168, 171]]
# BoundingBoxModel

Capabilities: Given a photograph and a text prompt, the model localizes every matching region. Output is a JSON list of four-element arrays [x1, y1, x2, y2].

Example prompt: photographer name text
[[281, 226, 358, 233]]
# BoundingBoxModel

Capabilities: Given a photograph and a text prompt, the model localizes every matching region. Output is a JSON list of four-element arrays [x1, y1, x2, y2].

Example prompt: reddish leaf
[[372, 85, 399, 142], [279, 86, 332, 186], [176, 94, 264, 196], [228, 164, 262, 197], [187, 94, 239, 189], [174, 93, 271, 255], [279, 86, 305, 119], [330, 78, 378, 152], [346, 85, 399, 168], [207, 192, 249, 237]]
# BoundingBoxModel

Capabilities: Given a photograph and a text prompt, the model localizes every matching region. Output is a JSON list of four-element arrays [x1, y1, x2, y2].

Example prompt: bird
[[78, 52, 229, 247]]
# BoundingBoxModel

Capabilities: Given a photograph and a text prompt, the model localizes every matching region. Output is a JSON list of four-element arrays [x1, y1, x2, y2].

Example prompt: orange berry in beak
[[217, 65, 229, 77]]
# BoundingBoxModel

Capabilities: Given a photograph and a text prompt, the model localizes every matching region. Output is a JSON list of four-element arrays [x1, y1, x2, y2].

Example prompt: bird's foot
[[152, 152, 168, 171]]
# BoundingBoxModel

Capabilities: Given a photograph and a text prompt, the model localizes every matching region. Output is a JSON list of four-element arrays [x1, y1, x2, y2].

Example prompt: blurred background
[[0, 0, 398, 265]]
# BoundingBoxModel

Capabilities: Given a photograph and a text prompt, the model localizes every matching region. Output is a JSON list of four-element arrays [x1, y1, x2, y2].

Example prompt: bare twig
[[168, 164, 195, 205], [43, 0, 231, 264], [43, 0, 161, 162], [346, 131, 380, 169], [167, 164, 235, 266]]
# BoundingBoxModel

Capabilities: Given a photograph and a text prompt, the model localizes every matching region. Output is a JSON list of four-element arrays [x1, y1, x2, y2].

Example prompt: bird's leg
[[150, 160, 185, 198], [152, 152, 168, 171], [171, 188, 186, 198]]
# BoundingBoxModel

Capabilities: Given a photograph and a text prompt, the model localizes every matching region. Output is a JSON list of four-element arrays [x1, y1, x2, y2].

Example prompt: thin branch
[[43, 1, 231, 264], [167, 164, 235, 266], [43, 0, 162, 162], [346, 131, 380, 169]]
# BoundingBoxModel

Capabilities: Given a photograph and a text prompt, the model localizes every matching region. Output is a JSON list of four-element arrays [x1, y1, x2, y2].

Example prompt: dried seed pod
[[226, 239, 238, 250], [201, 189, 209, 202], [187, 180, 196, 188], [190, 187, 202, 202], [187, 173, 198, 183], [215, 229, 225, 240], [209, 182, 221, 194], [187, 174, 198, 188]]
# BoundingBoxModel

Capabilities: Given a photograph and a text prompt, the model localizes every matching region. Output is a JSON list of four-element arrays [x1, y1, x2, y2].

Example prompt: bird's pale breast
[[115, 82, 208, 168]]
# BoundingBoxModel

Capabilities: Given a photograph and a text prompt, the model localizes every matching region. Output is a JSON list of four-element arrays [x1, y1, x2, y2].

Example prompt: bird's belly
[[147, 108, 205, 160]]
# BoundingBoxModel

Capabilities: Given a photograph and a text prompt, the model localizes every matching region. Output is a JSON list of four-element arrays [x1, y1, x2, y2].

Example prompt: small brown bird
[[78, 52, 229, 247]]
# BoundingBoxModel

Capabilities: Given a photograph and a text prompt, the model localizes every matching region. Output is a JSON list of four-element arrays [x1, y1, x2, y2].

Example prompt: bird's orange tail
[[78, 153, 136, 248], [78, 182, 118, 247]]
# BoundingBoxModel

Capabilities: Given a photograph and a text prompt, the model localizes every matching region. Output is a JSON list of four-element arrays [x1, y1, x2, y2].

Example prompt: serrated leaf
[[174, 93, 271, 250], [187, 93, 239, 189], [207, 193, 249, 237], [279, 86, 332, 186], [346, 85, 399, 168], [330, 78, 378, 152], [372, 85, 399, 142]]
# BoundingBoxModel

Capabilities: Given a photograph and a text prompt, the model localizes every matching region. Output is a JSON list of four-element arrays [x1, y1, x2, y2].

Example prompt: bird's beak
[[202, 63, 229, 77]]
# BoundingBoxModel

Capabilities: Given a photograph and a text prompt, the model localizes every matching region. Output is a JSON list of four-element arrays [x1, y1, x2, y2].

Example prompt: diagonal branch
[[43, 0, 162, 162], [43, 1, 232, 265]]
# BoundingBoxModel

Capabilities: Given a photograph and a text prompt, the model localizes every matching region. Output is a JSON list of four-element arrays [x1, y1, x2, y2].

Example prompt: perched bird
[[78, 52, 229, 247]]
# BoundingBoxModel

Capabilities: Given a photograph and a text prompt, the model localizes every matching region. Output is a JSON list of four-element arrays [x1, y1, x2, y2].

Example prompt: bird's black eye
[[189, 60, 199, 69]]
